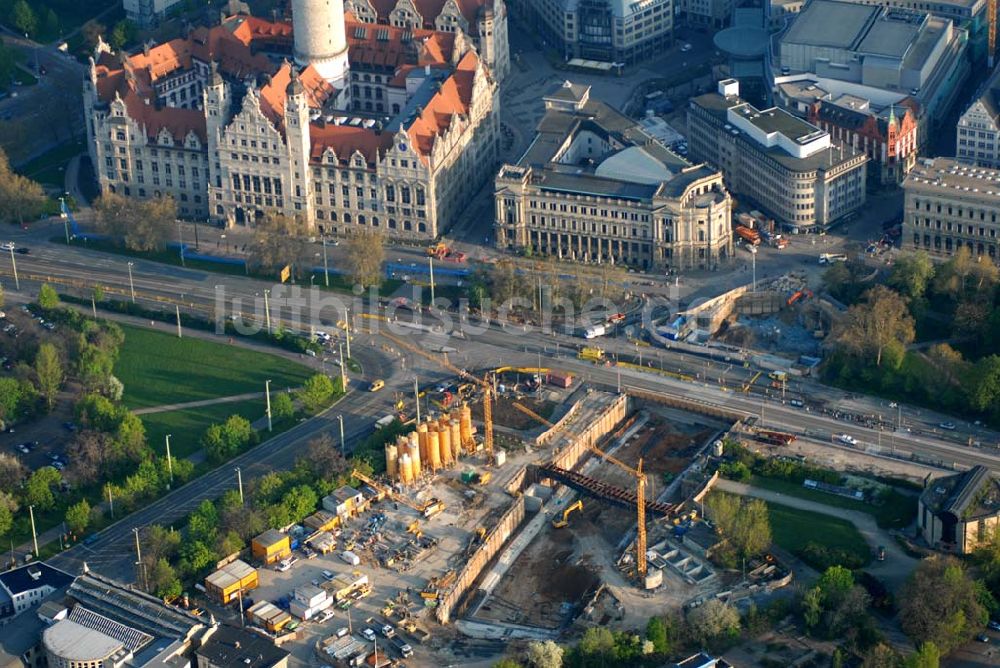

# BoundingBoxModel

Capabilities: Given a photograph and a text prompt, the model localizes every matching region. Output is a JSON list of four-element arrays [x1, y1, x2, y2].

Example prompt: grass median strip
[[115, 323, 312, 409]]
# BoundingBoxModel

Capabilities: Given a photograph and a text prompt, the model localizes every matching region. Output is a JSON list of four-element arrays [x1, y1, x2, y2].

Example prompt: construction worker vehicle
[[552, 500, 583, 528], [578, 347, 606, 363]]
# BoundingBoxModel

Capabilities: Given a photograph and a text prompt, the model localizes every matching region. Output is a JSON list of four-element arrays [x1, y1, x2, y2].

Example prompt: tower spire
[[292, 0, 350, 90]]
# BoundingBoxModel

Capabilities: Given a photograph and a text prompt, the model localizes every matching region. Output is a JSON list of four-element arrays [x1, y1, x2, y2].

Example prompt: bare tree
[[343, 232, 385, 289], [833, 285, 915, 368], [246, 213, 309, 276]]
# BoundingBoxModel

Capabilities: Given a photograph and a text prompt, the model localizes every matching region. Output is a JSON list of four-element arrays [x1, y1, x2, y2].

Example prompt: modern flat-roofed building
[[688, 79, 868, 230], [779, 1, 969, 124], [251, 531, 291, 565], [0, 563, 73, 620], [902, 157, 1000, 262], [196, 625, 288, 668], [815, 0, 985, 25], [494, 82, 733, 271], [511, 0, 673, 65]]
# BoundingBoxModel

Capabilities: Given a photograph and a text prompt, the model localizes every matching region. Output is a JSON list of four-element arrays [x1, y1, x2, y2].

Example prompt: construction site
[[315, 328, 768, 653]]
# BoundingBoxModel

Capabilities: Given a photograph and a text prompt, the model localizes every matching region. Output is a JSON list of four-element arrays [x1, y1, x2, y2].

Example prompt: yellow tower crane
[[380, 331, 495, 463], [512, 403, 649, 579]]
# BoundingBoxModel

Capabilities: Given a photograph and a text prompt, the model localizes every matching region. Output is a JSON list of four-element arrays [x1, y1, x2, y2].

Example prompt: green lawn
[[751, 475, 917, 530], [115, 324, 312, 410], [767, 501, 871, 568], [140, 399, 266, 459], [18, 140, 85, 188]]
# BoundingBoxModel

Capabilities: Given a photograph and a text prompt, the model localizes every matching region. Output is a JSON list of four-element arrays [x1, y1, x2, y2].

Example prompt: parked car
[[977, 633, 990, 643], [939, 422, 956, 431], [839, 434, 858, 445], [381, 624, 395, 638], [335, 626, 349, 638], [989, 620, 1000, 631], [322, 570, 335, 581], [362, 628, 377, 641]]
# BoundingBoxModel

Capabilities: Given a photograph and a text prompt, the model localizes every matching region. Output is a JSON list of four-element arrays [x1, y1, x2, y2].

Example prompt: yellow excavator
[[552, 500, 583, 528]]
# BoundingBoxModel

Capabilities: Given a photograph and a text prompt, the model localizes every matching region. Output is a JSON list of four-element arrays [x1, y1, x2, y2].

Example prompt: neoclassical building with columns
[[82, 1, 500, 239]]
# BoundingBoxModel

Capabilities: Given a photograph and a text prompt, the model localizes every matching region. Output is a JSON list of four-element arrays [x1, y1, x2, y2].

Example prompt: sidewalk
[[132, 391, 266, 415]]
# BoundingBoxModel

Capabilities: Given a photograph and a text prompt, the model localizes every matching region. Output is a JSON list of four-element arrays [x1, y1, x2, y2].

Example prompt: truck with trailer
[[391, 636, 414, 658], [735, 226, 761, 245]]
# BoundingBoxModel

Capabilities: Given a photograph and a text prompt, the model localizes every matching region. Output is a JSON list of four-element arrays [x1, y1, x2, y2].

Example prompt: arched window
[[388, 218, 397, 229], [403, 220, 412, 231], [358, 215, 366, 225], [344, 213, 352, 224], [418, 222, 426, 233], [372, 217, 380, 227]]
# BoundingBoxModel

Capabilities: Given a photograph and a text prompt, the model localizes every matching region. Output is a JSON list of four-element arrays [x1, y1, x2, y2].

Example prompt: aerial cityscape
[[1, 0, 1000, 665]]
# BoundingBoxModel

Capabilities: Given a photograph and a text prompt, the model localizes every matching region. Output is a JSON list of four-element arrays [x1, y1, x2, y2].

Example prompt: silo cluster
[[384, 402, 479, 484]]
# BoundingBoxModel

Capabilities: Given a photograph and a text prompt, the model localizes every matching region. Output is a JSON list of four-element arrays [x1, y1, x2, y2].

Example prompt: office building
[[902, 157, 1000, 261], [196, 626, 288, 668], [512, 0, 673, 65], [919, 465, 1000, 553], [495, 82, 733, 271], [83, 2, 500, 238], [688, 79, 868, 230], [779, 0, 969, 124], [123, 0, 183, 28]]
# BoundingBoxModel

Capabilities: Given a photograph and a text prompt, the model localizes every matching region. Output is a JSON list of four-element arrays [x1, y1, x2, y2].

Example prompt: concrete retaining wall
[[549, 393, 629, 472], [436, 494, 527, 624], [624, 387, 748, 422], [534, 400, 583, 447]]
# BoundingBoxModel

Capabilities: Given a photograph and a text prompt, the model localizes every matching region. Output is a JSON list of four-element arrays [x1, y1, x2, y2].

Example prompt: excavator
[[420, 570, 456, 600], [552, 500, 583, 528]]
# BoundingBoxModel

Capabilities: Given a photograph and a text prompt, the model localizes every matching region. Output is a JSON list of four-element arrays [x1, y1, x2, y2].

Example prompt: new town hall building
[[82, 0, 505, 238]]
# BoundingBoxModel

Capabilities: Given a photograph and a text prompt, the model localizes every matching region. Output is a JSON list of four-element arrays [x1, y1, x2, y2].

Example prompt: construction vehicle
[[755, 430, 796, 446], [380, 331, 495, 464], [552, 500, 583, 528], [421, 498, 445, 518], [578, 347, 605, 363], [735, 225, 761, 245], [420, 570, 456, 600], [464, 527, 487, 555], [406, 519, 422, 538]]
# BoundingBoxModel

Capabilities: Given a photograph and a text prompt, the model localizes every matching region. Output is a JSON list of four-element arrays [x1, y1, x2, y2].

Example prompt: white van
[[339, 550, 360, 566]]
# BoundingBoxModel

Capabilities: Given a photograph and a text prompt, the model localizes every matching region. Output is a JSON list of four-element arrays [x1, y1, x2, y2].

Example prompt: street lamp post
[[60, 197, 70, 244], [28, 505, 38, 557], [165, 434, 174, 487], [263, 289, 271, 334], [8, 245, 18, 290], [338, 414, 345, 455], [127, 262, 136, 303], [177, 221, 185, 268], [265, 379, 273, 432], [339, 342, 346, 390], [344, 308, 352, 360], [323, 238, 330, 287], [235, 466, 244, 505]]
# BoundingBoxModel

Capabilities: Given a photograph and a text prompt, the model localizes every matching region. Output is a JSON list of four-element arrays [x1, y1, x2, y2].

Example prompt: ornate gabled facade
[[345, 0, 509, 80], [83, 5, 500, 238]]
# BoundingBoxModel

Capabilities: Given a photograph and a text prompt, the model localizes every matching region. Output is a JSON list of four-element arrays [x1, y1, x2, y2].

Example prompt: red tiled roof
[[122, 90, 208, 144], [361, 0, 490, 33], [259, 61, 337, 128], [406, 50, 478, 163], [309, 123, 394, 167], [345, 19, 455, 70]]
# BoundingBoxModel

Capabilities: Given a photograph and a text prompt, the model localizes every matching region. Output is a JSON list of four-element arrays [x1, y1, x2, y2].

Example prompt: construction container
[[399, 453, 413, 484], [461, 470, 476, 484], [408, 440, 422, 479], [427, 428, 441, 471], [438, 421, 452, 466], [459, 404, 474, 451], [495, 450, 506, 466], [547, 371, 574, 388], [385, 443, 398, 482], [450, 419, 462, 460]]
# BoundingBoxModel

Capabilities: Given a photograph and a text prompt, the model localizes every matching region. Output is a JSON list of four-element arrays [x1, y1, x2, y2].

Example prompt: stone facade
[[83, 8, 500, 239]]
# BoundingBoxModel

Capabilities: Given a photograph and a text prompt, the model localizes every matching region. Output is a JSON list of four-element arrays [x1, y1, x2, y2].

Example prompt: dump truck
[[735, 225, 761, 245]]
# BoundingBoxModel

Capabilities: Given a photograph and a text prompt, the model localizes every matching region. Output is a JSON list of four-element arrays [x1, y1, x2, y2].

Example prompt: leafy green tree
[[818, 565, 855, 606], [0, 147, 45, 224], [577, 627, 615, 663], [889, 251, 935, 300], [178, 540, 217, 576], [37, 283, 59, 310], [969, 355, 1000, 419], [645, 616, 669, 655], [281, 484, 318, 522], [216, 529, 244, 557], [150, 558, 182, 599], [686, 599, 741, 645], [0, 491, 17, 538], [0, 377, 24, 421], [9, 0, 36, 36], [903, 642, 940, 668], [802, 586, 823, 628], [65, 499, 91, 534], [24, 466, 61, 510], [187, 499, 219, 545], [862, 644, 901, 668], [526, 640, 563, 668], [834, 285, 915, 369], [493, 661, 524, 668], [900, 556, 987, 654], [271, 392, 294, 421], [298, 373, 335, 413], [108, 20, 136, 50], [34, 343, 64, 411], [202, 415, 256, 463]]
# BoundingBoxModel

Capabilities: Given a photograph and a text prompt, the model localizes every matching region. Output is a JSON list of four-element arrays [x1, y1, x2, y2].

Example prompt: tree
[[187, 499, 219, 545], [24, 466, 61, 510], [0, 491, 17, 538], [65, 499, 91, 534], [526, 640, 562, 668], [281, 484, 318, 522], [246, 213, 309, 276], [645, 616, 669, 655], [833, 285, 915, 368], [577, 627, 615, 663], [493, 661, 524, 668], [37, 283, 59, 310], [862, 644, 901, 668], [933, 246, 999, 301], [94, 192, 176, 252], [9, 0, 37, 36], [81, 20, 106, 49], [705, 492, 771, 563], [343, 232, 385, 288], [34, 343, 63, 411], [802, 586, 823, 629], [904, 642, 941, 668], [108, 20, 136, 50], [178, 540, 217, 576], [150, 558, 182, 599], [202, 415, 256, 463], [889, 251, 935, 300], [0, 454, 26, 494], [300, 433, 347, 479], [0, 377, 26, 422], [271, 392, 294, 421], [899, 556, 987, 654], [817, 565, 855, 606], [298, 373, 335, 413], [686, 599, 741, 645], [969, 355, 1000, 418], [0, 148, 45, 225]]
